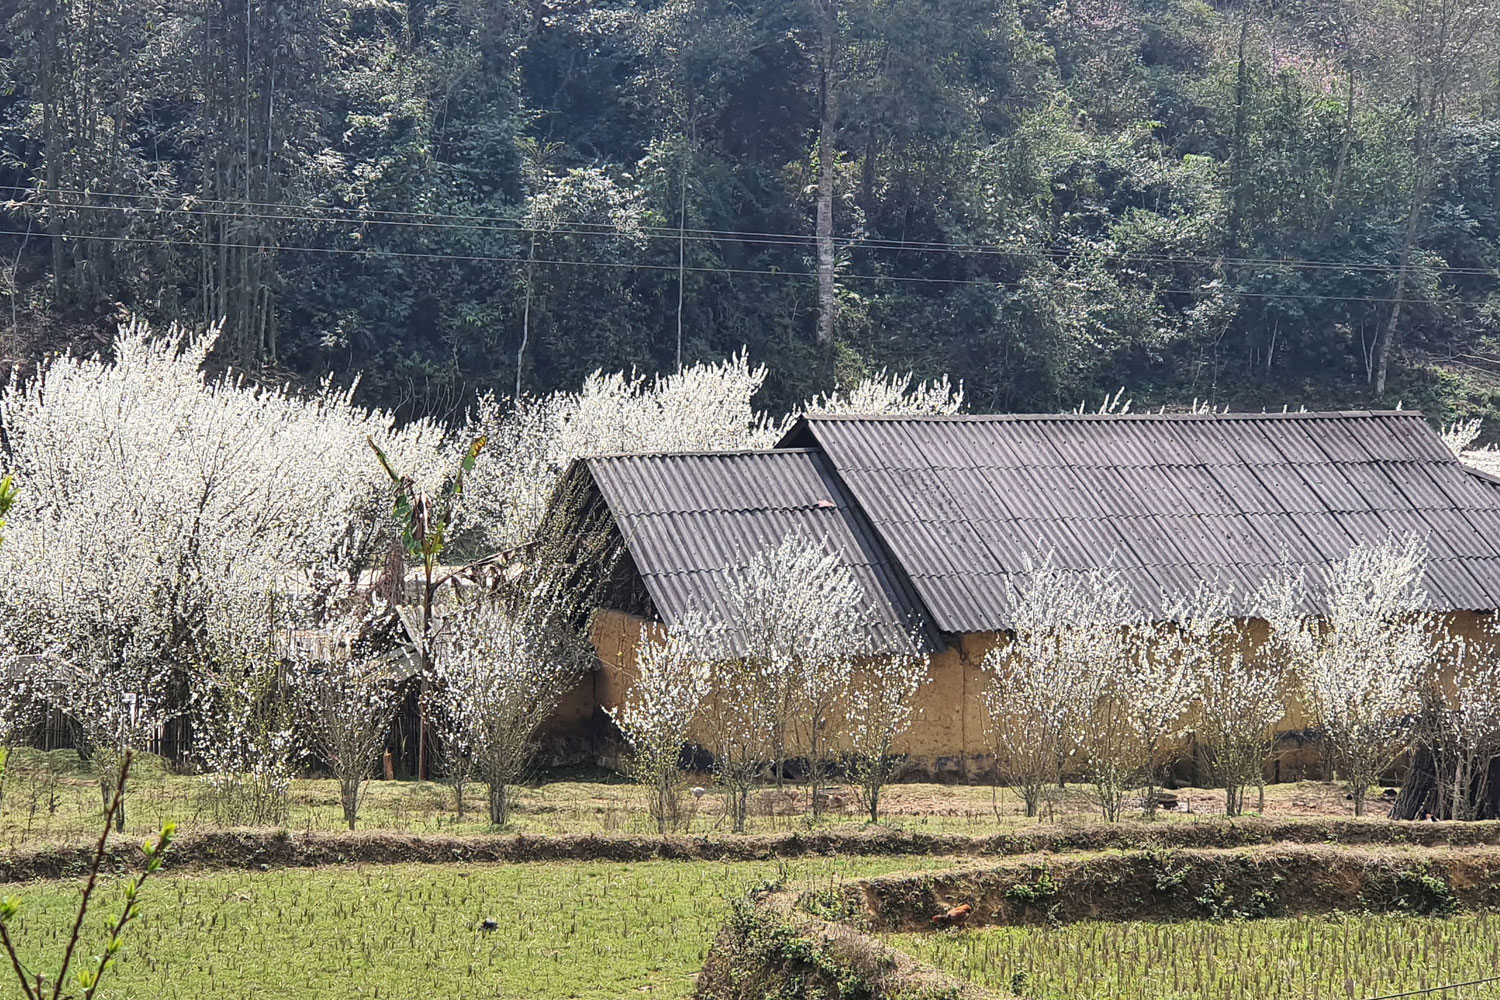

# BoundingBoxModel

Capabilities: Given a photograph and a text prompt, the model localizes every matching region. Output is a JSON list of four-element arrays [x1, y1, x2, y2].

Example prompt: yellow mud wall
[[583, 608, 1494, 781]]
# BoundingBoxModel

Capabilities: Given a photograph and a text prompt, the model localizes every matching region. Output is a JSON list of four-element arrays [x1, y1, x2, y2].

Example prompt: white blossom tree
[[288, 616, 404, 831], [843, 644, 930, 823], [0, 316, 447, 796], [1264, 536, 1440, 816], [985, 556, 1138, 821], [458, 357, 968, 555], [431, 583, 586, 827], [718, 535, 866, 816], [608, 615, 712, 833], [189, 592, 300, 828], [1169, 581, 1290, 816], [805, 370, 964, 416]]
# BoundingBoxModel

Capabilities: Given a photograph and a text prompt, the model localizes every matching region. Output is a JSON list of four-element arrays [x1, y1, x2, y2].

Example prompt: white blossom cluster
[[983, 537, 1468, 822], [459, 358, 968, 552], [430, 584, 584, 827], [612, 534, 931, 831]]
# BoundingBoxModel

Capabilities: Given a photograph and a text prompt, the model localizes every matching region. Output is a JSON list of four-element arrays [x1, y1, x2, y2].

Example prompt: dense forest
[[0, 0, 1497, 420]]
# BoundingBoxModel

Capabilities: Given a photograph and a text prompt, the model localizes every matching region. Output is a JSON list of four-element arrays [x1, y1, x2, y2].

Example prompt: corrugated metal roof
[[582, 449, 941, 650], [777, 412, 1500, 631]]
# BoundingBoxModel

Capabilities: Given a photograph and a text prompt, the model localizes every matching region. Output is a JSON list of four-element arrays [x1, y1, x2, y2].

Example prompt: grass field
[[0, 748, 1366, 848], [886, 914, 1500, 1000], [0, 855, 957, 1000]]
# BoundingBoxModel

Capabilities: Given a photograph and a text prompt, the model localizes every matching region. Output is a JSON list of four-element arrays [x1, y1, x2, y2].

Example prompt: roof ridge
[[797, 410, 1424, 422], [584, 446, 820, 461]]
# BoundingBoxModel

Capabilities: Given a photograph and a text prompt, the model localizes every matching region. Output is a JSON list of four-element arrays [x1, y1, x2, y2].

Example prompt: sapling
[[0, 752, 175, 1000], [843, 642, 930, 823], [1263, 536, 1441, 816], [608, 615, 711, 833], [289, 614, 403, 831]]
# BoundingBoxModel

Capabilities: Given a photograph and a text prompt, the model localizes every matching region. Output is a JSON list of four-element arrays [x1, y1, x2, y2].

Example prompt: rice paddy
[[0, 856, 947, 999], [886, 913, 1500, 1000]]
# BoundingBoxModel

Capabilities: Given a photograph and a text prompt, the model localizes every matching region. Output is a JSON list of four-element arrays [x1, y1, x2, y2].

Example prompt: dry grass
[[0, 749, 1375, 850]]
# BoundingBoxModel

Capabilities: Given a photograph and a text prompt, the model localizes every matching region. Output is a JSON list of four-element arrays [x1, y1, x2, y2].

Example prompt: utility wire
[[6, 184, 1498, 278], [0, 227, 1464, 307], [1362, 973, 1500, 1000]]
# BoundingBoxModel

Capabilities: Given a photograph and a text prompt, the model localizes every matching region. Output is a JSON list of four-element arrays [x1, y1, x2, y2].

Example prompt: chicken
[[930, 903, 972, 929]]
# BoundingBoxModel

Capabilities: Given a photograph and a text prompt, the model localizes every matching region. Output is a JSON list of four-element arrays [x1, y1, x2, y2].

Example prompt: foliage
[[6, 0, 1497, 417]]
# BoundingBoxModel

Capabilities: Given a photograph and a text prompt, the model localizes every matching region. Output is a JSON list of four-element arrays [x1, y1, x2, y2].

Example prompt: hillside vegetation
[[1, 0, 1498, 418]]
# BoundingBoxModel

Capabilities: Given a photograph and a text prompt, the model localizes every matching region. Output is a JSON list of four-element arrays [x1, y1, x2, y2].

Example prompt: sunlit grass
[[0, 855, 951, 1000], [886, 914, 1500, 1000], [0, 748, 1361, 849]]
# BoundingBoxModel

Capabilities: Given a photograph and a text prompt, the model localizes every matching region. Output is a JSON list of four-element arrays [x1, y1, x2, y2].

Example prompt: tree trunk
[[1320, 62, 1357, 238], [1373, 191, 1424, 395], [814, 0, 839, 346], [341, 774, 359, 830], [1392, 746, 1500, 820], [1226, 13, 1252, 248], [488, 781, 509, 826]]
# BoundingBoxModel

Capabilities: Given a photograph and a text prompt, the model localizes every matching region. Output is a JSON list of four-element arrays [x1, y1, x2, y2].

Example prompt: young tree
[[696, 650, 774, 835], [985, 556, 1140, 822], [432, 584, 584, 827], [370, 434, 487, 781], [1264, 536, 1439, 816], [1175, 582, 1289, 816], [718, 534, 866, 817], [980, 560, 1105, 818], [289, 619, 403, 831], [843, 643, 930, 823], [608, 615, 712, 834]]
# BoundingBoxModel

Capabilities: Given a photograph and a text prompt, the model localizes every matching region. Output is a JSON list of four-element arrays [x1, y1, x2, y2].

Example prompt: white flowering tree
[[432, 582, 586, 827], [288, 615, 404, 831], [1264, 536, 1440, 816], [843, 644, 930, 823], [696, 649, 773, 835], [984, 557, 1137, 821], [608, 615, 712, 833], [458, 358, 968, 555], [189, 592, 300, 827], [805, 370, 964, 416], [1168, 581, 1289, 816], [1124, 583, 1244, 818], [720, 535, 867, 817], [0, 317, 447, 796]]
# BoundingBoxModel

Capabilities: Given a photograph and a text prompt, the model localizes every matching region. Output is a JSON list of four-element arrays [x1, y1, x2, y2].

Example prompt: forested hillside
[[1, 0, 1497, 420]]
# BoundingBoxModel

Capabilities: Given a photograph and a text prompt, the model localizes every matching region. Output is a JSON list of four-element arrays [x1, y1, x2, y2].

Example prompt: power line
[[6, 184, 1498, 279], [1363, 974, 1500, 1000], [0, 226, 1465, 307]]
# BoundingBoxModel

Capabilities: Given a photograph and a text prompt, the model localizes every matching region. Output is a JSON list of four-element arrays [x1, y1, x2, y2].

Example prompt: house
[[567, 411, 1500, 778]]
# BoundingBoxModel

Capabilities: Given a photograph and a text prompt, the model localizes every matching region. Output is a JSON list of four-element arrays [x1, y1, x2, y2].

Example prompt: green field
[[0, 856, 950, 1000], [886, 914, 1500, 1000]]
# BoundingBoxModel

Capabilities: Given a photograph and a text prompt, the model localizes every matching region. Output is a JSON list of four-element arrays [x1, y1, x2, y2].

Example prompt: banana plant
[[367, 436, 486, 779], [0, 474, 15, 548]]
